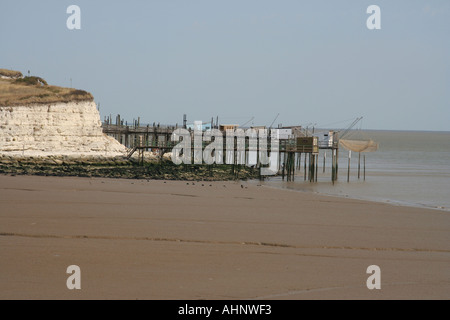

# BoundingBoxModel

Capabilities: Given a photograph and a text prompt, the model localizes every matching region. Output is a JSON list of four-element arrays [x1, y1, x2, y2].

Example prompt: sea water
[[257, 130, 450, 211]]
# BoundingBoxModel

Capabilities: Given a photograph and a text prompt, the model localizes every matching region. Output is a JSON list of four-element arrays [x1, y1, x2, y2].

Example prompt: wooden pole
[[364, 154, 366, 181], [284, 152, 291, 181], [315, 154, 318, 182], [310, 153, 316, 182], [289, 153, 293, 181], [308, 153, 311, 182], [347, 150, 351, 182], [287, 153, 292, 181], [286, 153, 289, 181], [331, 149, 335, 183], [308, 154, 311, 182], [323, 151, 326, 173], [285, 152, 289, 180], [336, 148, 339, 180], [292, 153, 295, 181], [298, 153, 302, 170], [358, 152, 361, 180], [304, 152, 307, 181], [313, 153, 316, 182]]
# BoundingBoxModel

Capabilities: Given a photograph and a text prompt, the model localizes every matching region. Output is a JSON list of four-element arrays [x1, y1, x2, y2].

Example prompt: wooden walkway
[[102, 119, 340, 182]]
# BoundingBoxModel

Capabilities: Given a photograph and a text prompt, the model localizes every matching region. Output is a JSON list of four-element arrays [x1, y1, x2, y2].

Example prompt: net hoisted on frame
[[339, 139, 379, 153]]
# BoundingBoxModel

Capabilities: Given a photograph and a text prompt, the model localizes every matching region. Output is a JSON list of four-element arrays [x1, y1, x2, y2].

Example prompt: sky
[[1, 0, 449, 131]]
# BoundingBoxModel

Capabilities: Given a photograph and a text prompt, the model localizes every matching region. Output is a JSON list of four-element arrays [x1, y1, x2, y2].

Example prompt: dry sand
[[0, 174, 449, 299]]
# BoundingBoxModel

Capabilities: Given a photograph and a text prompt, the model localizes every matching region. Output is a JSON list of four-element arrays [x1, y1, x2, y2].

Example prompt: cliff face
[[0, 101, 127, 157]]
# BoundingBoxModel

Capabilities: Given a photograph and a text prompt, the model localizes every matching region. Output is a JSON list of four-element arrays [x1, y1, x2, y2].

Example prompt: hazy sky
[[1, 0, 449, 131]]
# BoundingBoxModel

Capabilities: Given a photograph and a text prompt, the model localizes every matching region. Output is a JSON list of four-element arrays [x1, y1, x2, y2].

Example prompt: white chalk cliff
[[0, 101, 127, 157]]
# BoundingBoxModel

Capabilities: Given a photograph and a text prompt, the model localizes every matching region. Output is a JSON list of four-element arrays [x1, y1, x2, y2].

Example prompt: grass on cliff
[[0, 72, 93, 107], [0, 69, 23, 78]]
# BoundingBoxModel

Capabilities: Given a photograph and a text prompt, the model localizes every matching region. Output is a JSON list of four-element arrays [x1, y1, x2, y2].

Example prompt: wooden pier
[[102, 114, 176, 149], [102, 115, 341, 182]]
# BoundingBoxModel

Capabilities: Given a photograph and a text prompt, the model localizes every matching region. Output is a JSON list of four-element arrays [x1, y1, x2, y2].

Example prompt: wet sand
[[0, 174, 449, 299]]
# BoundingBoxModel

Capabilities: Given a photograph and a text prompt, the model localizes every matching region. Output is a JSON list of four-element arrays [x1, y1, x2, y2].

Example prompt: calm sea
[[255, 130, 450, 211]]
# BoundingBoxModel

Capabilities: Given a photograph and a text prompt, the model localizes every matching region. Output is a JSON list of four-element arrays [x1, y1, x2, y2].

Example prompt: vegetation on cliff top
[[0, 69, 23, 78], [0, 69, 93, 107]]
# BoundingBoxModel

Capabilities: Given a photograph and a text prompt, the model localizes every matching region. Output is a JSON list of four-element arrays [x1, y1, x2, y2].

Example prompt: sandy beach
[[0, 174, 449, 300]]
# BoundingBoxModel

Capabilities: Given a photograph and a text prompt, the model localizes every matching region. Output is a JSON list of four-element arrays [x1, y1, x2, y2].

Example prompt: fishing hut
[[278, 130, 339, 183]]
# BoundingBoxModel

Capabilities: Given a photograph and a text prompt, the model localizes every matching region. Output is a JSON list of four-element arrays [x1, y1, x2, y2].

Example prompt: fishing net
[[339, 139, 379, 153]]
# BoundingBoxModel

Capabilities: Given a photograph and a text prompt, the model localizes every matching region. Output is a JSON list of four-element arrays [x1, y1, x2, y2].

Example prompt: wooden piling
[[292, 153, 295, 181], [278, 149, 281, 174], [347, 150, 351, 182], [297, 152, 301, 170], [358, 152, 361, 180], [290, 152, 295, 181], [286, 153, 290, 181], [331, 149, 335, 183], [364, 154, 366, 181], [336, 148, 339, 180], [315, 154, 318, 182], [304, 153, 307, 181], [309, 153, 316, 182], [323, 151, 326, 173], [288, 152, 291, 179]]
